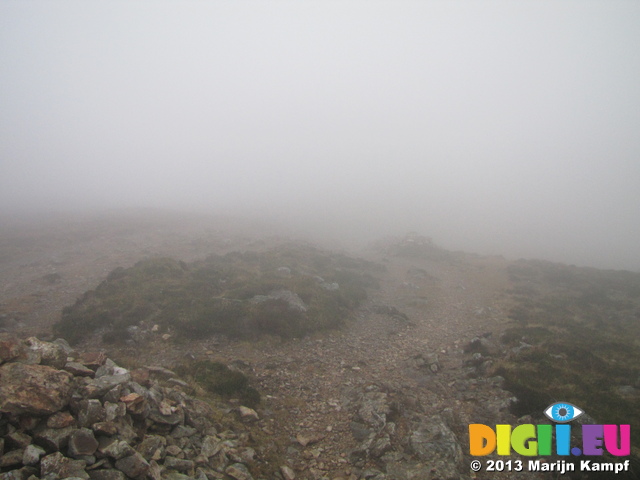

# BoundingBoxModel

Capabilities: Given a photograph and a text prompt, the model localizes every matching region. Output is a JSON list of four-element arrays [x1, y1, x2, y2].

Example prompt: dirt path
[[171, 251, 522, 479]]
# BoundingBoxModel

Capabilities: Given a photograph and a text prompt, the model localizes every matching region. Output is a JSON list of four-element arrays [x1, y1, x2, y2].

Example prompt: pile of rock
[[0, 334, 261, 480], [345, 385, 464, 480]]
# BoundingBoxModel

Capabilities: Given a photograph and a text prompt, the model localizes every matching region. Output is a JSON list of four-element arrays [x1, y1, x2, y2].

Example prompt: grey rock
[[136, 435, 166, 461], [225, 463, 254, 480], [24, 337, 67, 369], [68, 428, 99, 457], [171, 425, 197, 438], [295, 431, 324, 447], [361, 469, 385, 479], [167, 378, 189, 388], [165, 445, 182, 457], [94, 359, 124, 378], [91, 421, 118, 436], [114, 452, 149, 478], [83, 373, 131, 398], [77, 399, 106, 428], [98, 439, 135, 460], [349, 422, 373, 442], [200, 435, 222, 457], [148, 406, 184, 426], [64, 362, 95, 377], [250, 290, 307, 312], [408, 415, 462, 480], [73, 454, 96, 467], [511, 341, 532, 355], [145, 366, 177, 378], [280, 465, 295, 480], [103, 401, 126, 422], [6, 431, 32, 449], [40, 452, 89, 479], [238, 406, 259, 422], [52, 338, 74, 355], [0, 466, 38, 480], [88, 470, 127, 480], [34, 425, 77, 451], [163, 456, 194, 472], [102, 385, 125, 404], [370, 435, 392, 458], [163, 474, 192, 480], [0, 449, 24, 468], [357, 391, 389, 428], [22, 444, 46, 466], [112, 416, 137, 443]]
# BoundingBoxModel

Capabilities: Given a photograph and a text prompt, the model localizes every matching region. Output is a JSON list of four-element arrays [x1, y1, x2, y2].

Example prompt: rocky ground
[[0, 212, 549, 480]]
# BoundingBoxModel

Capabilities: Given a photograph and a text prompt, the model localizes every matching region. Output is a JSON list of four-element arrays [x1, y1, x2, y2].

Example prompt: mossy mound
[[54, 244, 382, 344], [187, 360, 261, 408], [496, 260, 640, 449]]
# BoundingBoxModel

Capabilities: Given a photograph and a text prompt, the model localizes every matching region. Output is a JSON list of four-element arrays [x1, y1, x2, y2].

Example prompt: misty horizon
[[1, 1, 639, 271]]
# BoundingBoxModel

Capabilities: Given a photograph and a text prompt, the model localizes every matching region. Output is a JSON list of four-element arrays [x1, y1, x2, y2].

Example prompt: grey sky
[[1, 1, 639, 270]]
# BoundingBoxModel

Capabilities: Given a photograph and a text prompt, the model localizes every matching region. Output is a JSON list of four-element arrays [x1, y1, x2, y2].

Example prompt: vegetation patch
[[495, 260, 640, 449], [54, 243, 382, 344], [180, 360, 261, 408]]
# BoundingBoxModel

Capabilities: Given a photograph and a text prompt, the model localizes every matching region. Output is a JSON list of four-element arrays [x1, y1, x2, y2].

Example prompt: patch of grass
[[495, 260, 640, 452], [182, 360, 260, 408]]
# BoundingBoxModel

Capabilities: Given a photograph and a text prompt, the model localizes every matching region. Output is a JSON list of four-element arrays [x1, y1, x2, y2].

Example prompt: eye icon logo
[[544, 402, 584, 423]]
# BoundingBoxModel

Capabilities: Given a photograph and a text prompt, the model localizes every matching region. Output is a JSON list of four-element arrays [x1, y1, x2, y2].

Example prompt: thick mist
[[1, 1, 639, 270]]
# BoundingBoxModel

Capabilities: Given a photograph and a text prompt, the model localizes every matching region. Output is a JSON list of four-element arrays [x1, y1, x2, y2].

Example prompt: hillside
[[1, 214, 639, 479]]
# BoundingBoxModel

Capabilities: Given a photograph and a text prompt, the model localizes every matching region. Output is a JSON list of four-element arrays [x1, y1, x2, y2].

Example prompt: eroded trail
[[197, 251, 522, 479]]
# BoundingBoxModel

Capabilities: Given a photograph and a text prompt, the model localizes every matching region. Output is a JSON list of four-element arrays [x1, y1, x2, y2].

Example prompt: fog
[[1, 1, 639, 270]]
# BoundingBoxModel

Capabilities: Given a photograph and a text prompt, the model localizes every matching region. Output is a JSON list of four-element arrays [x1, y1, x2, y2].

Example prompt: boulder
[[83, 373, 131, 399], [0, 363, 72, 415], [24, 338, 67, 369]]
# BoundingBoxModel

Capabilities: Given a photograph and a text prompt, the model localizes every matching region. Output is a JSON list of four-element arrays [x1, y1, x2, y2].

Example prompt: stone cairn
[[0, 334, 261, 480]]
